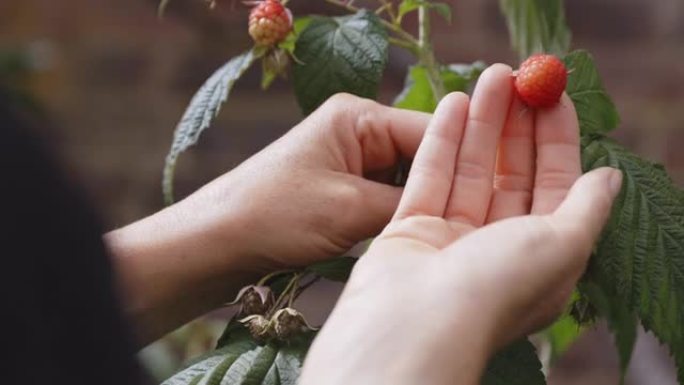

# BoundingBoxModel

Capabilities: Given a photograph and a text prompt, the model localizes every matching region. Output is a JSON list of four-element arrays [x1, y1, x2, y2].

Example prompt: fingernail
[[608, 168, 623, 198]]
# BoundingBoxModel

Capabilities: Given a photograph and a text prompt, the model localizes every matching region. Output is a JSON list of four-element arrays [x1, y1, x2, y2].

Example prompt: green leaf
[[167, 322, 315, 385], [499, 0, 571, 61], [564, 50, 620, 135], [306, 257, 358, 282], [579, 278, 637, 382], [393, 62, 485, 113], [293, 10, 388, 115], [398, 0, 452, 23], [162, 49, 261, 204], [543, 313, 584, 362], [581, 135, 684, 381], [482, 339, 546, 385], [161, 335, 257, 385]]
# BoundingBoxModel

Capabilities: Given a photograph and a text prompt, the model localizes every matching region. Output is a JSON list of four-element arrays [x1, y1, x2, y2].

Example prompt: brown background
[[1, 0, 683, 383]]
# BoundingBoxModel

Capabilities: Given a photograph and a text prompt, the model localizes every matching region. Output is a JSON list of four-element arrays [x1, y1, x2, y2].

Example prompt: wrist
[[302, 257, 495, 385], [105, 190, 261, 344]]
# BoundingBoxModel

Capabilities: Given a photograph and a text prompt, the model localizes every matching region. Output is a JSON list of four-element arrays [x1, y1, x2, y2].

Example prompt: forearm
[[104, 190, 262, 346]]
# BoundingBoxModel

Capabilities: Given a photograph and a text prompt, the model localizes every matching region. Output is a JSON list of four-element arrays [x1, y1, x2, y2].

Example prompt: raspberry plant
[[158, 0, 684, 383]]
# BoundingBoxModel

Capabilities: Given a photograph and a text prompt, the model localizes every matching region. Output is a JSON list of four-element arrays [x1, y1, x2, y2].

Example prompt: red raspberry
[[248, 0, 293, 47], [514, 54, 568, 108]]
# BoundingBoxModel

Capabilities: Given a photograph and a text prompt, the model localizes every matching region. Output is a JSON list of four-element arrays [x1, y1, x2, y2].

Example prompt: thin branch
[[417, 5, 446, 99], [378, 0, 397, 21], [389, 37, 418, 54], [292, 275, 322, 304], [375, 3, 391, 16], [269, 273, 300, 316], [256, 269, 295, 286], [418, 6, 429, 49]]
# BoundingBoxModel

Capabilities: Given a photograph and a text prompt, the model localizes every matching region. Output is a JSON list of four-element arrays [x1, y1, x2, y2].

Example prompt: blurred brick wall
[[2, 0, 683, 226], [1, 0, 683, 384]]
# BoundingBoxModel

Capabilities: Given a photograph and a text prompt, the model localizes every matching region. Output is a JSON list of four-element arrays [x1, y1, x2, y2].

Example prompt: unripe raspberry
[[248, 0, 293, 47], [514, 54, 568, 108]]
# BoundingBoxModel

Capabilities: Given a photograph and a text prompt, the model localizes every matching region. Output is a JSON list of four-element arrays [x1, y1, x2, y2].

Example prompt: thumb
[[551, 167, 622, 248], [349, 178, 403, 235]]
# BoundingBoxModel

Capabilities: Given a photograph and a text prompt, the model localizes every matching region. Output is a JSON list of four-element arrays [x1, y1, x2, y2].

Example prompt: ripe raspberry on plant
[[247, 0, 293, 47], [514, 54, 568, 108]]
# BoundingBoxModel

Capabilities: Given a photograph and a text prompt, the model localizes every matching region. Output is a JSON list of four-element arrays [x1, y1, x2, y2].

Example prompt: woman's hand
[[182, 93, 432, 268], [300, 64, 622, 385], [105, 94, 431, 344]]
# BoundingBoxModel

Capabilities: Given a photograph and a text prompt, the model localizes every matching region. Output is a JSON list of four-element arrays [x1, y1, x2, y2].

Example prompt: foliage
[[162, 323, 315, 385], [564, 51, 620, 135], [499, 0, 571, 61], [582, 136, 684, 382], [158, 0, 684, 383], [482, 339, 546, 385], [162, 48, 261, 204], [393, 62, 485, 112], [292, 10, 389, 115]]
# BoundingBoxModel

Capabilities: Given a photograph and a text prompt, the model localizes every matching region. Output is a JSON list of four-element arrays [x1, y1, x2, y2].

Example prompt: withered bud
[[240, 314, 275, 342], [230, 285, 274, 316], [272, 308, 316, 340]]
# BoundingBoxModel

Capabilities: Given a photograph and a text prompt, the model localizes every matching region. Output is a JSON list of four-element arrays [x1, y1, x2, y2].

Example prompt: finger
[[308, 94, 432, 176], [531, 93, 582, 214], [345, 177, 404, 236], [486, 95, 535, 222], [445, 64, 514, 225], [551, 167, 622, 257], [327, 94, 432, 174], [354, 104, 433, 172], [393, 92, 470, 219], [440, 169, 620, 342]]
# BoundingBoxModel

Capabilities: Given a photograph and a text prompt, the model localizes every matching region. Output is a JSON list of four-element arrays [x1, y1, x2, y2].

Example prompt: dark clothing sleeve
[[0, 93, 144, 384]]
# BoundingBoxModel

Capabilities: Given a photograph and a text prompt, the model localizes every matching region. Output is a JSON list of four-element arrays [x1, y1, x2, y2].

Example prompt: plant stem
[[388, 37, 417, 53], [418, 6, 429, 48], [377, 0, 396, 22], [287, 275, 301, 307], [256, 269, 295, 286], [270, 273, 301, 316], [417, 5, 446, 100], [291, 275, 321, 304]]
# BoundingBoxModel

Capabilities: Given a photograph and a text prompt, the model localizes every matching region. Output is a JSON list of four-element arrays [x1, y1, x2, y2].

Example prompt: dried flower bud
[[230, 285, 274, 316], [272, 308, 316, 340], [240, 314, 275, 342]]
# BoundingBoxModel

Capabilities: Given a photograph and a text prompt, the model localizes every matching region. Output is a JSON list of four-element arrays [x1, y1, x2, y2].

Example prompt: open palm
[[302, 65, 620, 385], [371, 64, 581, 255]]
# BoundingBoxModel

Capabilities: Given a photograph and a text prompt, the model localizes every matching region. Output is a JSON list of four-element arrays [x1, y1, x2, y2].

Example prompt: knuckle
[[456, 158, 489, 180], [536, 169, 577, 191], [325, 92, 363, 108], [321, 93, 379, 128]]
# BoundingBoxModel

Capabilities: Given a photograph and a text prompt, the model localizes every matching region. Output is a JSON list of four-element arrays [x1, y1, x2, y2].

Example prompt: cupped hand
[[300, 64, 622, 385], [360, 63, 621, 335]]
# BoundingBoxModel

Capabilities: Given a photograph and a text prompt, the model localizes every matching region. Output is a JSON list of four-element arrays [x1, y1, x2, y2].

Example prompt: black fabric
[[0, 89, 144, 384]]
